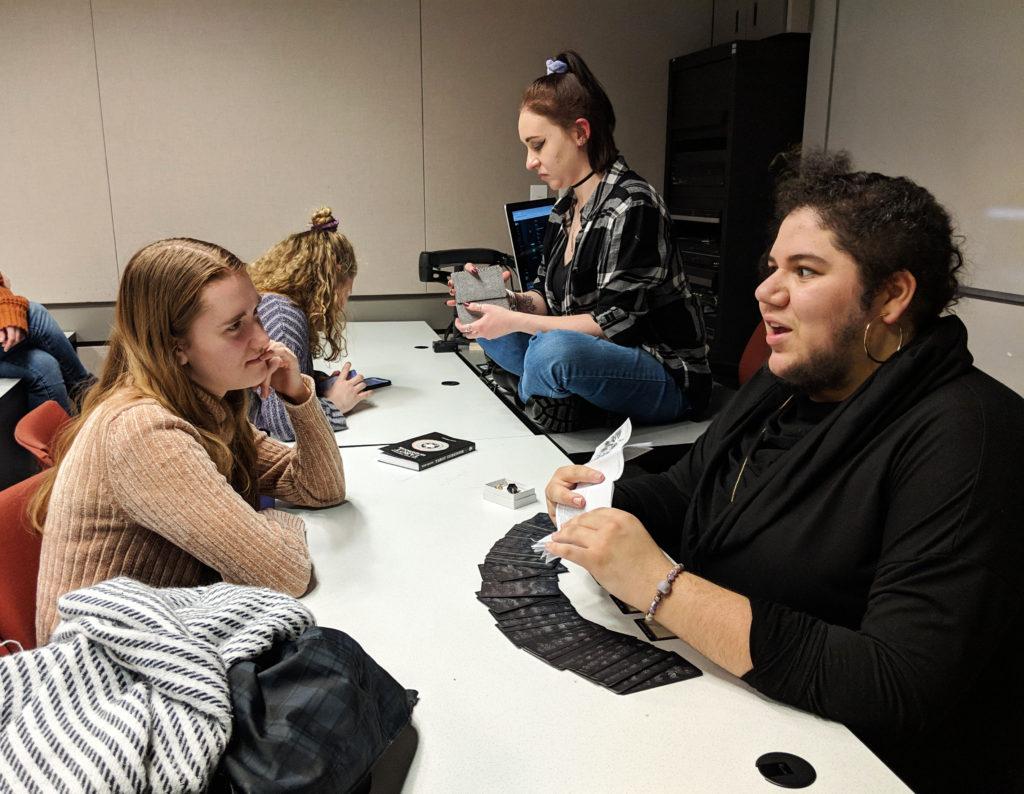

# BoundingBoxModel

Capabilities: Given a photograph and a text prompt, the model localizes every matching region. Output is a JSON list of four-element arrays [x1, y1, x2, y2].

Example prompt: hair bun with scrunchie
[[309, 206, 339, 232]]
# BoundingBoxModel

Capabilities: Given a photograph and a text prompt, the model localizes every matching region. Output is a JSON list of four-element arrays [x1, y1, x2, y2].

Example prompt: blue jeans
[[0, 302, 92, 412], [479, 330, 688, 424]]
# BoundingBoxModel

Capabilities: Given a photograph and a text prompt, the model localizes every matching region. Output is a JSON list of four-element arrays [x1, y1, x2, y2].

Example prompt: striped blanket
[[0, 577, 314, 792]]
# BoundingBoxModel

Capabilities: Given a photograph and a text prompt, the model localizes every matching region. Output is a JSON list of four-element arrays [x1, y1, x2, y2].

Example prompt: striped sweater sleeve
[[253, 295, 347, 441]]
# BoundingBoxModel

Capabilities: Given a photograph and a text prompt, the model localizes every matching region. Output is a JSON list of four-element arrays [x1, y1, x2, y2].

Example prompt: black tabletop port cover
[[755, 752, 816, 788]]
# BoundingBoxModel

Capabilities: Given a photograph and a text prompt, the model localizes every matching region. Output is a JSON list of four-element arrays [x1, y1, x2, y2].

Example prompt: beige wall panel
[[952, 297, 1023, 396], [826, 0, 1024, 295], [344, 294, 452, 328], [800, 1, 1024, 395], [47, 304, 115, 343], [421, 0, 713, 257], [92, 0, 424, 295], [0, 0, 119, 302], [801, 0, 837, 148]]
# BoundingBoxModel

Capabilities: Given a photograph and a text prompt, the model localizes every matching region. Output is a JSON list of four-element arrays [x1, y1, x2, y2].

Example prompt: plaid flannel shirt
[[535, 156, 711, 408]]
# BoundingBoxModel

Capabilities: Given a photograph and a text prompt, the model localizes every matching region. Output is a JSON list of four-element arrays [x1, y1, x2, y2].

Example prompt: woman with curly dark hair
[[542, 152, 1023, 792]]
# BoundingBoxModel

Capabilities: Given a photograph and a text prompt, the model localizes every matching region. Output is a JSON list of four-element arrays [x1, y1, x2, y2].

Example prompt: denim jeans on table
[[0, 301, 92, 412], [479, 329, 688, 425]]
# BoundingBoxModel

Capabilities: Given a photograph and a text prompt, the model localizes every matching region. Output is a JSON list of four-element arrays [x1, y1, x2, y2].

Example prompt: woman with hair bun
[[248, 207, 367, 441], [452, 50, 710, 432], [32, 237, 345, 645]]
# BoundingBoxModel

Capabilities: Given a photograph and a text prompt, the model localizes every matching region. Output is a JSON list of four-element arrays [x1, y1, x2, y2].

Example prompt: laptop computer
[[504, 197, 556, 290]]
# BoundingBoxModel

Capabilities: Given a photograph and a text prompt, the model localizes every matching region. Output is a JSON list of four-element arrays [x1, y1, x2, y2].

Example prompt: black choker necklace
[[571, 170, 595, 190]]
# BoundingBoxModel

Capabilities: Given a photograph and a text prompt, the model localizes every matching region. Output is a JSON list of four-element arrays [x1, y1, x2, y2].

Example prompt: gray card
[[452, 266, 509, 325]]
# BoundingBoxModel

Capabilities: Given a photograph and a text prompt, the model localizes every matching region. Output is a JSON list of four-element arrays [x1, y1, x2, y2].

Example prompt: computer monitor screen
[[504, 197, 555, 290]]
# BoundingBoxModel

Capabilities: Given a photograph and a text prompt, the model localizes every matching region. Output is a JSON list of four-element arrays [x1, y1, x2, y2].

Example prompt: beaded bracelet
[[644, 563, 686, 624]]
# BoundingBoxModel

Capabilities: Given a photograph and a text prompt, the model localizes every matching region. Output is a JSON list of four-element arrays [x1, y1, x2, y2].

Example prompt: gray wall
[[1, 0, 712, 334], [10, 1, 1018, 394], [804, 0, 1023, 394]]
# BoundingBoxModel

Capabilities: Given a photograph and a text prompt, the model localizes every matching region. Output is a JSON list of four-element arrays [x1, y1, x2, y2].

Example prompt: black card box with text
[[378, 432, 476, 471]]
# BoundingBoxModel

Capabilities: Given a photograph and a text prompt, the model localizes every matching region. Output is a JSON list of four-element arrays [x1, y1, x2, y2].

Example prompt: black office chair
[[417, 248, 514, 285]]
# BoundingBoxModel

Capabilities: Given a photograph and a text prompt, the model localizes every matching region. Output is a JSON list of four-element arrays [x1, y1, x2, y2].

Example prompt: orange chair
[[738, 321, 771, 386], [0, 471, 45, 654], [14, 399, 70, 469]]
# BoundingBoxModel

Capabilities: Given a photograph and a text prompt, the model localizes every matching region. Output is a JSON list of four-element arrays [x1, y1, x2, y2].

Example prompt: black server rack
[[665, 33, 809, 385]]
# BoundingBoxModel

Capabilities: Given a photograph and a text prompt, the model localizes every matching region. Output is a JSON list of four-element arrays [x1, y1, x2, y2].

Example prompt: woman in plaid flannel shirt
[[452, 51, 710, 432]]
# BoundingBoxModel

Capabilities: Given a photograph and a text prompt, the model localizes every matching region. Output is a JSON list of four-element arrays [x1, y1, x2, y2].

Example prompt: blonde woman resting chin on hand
[[248, 206, 368, 442], [30, 237, 345, 646]]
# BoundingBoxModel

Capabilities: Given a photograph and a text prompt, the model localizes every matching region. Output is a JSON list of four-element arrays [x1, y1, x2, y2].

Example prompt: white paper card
[[534, 419, 632, 561]]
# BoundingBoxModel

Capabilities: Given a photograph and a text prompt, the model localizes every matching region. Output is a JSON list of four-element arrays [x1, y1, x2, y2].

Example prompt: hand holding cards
[[533, 419, 632, 562], [554, 418, 631, 529], [451, 265, 512, 325], [477, 514, 700, 695]]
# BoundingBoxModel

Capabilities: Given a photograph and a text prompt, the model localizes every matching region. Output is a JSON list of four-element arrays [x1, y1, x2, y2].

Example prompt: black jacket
[[614, 317, 1024, 792]]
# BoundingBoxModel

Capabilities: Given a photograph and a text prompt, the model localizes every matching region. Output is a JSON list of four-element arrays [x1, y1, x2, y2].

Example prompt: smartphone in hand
[[315, 373, 391, 397]]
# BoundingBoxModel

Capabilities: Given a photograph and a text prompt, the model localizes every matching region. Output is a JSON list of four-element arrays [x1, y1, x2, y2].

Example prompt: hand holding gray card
[[452, 266, 510, 325]]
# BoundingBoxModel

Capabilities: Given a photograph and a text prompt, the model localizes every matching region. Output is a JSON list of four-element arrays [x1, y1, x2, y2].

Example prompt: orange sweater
[[0, 286, 28, 331], [35, 375, 345, 644]]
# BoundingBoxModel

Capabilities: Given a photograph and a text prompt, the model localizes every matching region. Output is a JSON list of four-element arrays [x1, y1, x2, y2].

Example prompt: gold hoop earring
[[863, 315, 904, 364]]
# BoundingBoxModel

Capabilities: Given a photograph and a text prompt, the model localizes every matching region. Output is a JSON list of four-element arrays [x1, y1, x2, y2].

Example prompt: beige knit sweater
[[35, 375, 344, 645]]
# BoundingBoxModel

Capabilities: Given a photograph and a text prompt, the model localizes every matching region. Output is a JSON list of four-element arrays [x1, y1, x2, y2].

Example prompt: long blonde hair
[[248, 206, 357, 360], [29, 238, 260, 531]]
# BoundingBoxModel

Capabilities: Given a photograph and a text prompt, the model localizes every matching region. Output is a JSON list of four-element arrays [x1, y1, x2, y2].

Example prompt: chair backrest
[[738, 321, 771, 386], [14, 400, 70, 469], [0, 471, 45, 654]]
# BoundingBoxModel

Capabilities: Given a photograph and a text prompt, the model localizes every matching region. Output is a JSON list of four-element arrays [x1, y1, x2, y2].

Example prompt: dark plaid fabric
[[536, 156, 711, 409], [214, 626, 417, 793]]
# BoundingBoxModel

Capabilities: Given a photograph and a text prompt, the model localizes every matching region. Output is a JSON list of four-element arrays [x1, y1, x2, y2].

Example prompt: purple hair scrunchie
[[311, 218, 339, 232], [546, 59, 568, 75]]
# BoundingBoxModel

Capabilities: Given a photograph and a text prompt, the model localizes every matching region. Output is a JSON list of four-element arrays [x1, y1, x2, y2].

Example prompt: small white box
[[483, 478, 537, 509]]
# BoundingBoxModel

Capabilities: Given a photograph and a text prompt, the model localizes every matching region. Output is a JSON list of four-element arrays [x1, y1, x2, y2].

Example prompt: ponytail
[[521, 50, 618, 173]]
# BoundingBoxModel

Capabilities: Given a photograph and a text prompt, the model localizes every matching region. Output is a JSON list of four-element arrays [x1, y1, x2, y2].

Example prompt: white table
[[318, 322, 536, 447], [293, 437, 907, 792], [0, 378, 20, 401], [550, 415, 712, 455], [0, 377, 31, 490]]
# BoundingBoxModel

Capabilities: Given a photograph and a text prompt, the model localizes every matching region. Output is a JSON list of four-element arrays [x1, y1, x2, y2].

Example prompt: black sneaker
[[524, 395, 591, 433], [489, 365, 520, 396]]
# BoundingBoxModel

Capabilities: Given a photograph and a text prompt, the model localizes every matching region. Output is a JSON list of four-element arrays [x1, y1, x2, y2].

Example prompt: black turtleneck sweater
[[614, 317, 1024, 792]]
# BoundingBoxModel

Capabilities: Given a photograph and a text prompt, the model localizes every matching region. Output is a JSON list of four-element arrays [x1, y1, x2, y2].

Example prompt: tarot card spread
[[477, 512, 700, 695]]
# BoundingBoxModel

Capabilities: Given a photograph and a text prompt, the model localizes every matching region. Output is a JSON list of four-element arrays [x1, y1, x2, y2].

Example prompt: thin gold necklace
[[564, 210, 582, 263], [729, 394, 795, 503]]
